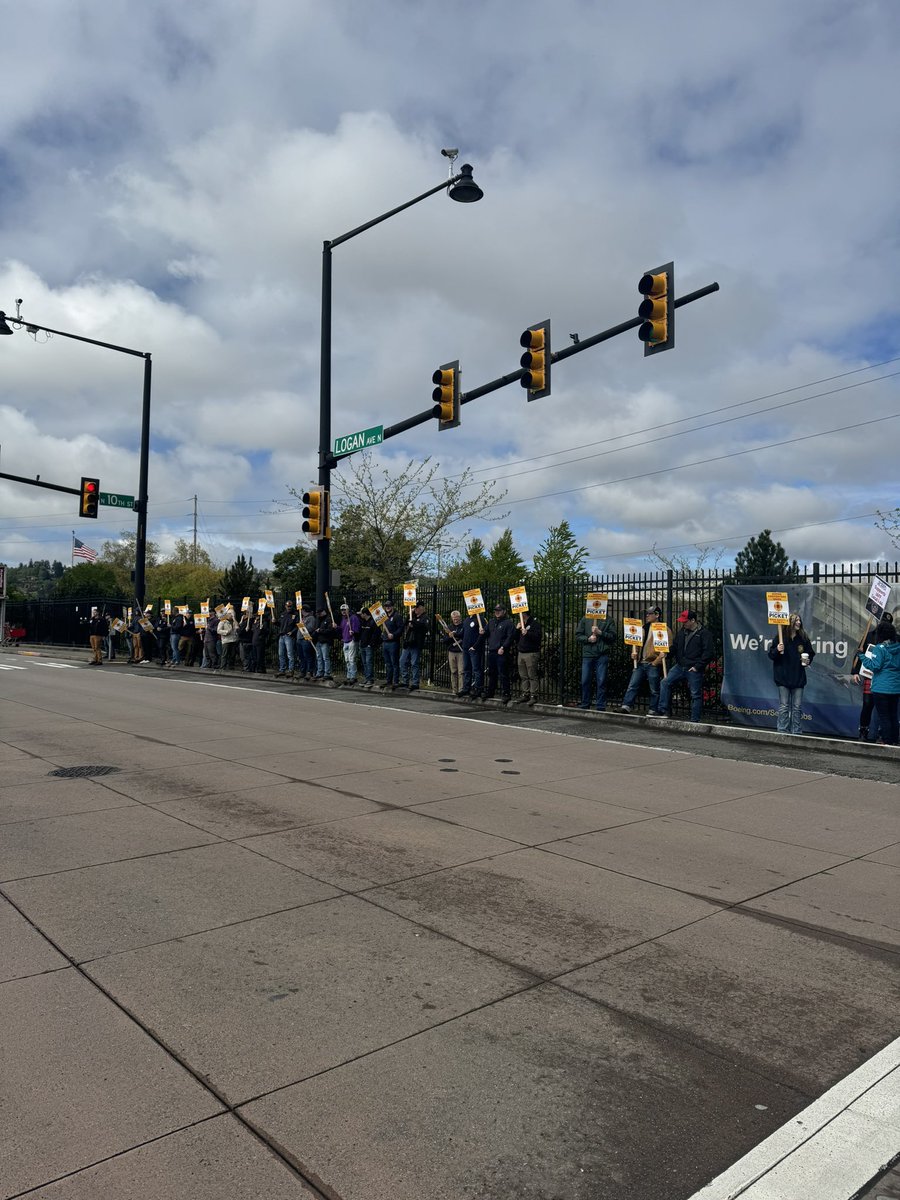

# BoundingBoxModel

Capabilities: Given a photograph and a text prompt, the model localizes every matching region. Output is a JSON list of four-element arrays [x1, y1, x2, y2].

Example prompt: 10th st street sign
[[333, 425, 383, 457], [99, 491, 135, 509]]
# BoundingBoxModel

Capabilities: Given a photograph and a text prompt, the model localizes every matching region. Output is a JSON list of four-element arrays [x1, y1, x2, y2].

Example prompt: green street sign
[[333, 424, 383, 456], [99, 492, 135, 509]]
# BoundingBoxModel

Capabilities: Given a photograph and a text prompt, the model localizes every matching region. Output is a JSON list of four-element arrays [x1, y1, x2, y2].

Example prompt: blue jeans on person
[[622, 661, 661, 713], [298, 639, 316, 676], [360, 645, 375, 684], [777, 685, 804, 734], [658, 664, 705, 722], [315, 642, 332, 677], [382, 641, 399, 685], [399, 646, 420, 687], [580, 656, 609, 710], [169, 633, 181, 664], [278, 634, 296, 673], [486, 648, 510, 699], [463, 648, 484, 696]]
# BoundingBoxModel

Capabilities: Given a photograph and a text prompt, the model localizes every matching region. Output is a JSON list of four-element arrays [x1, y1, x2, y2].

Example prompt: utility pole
[[192, 495, 198, 564]]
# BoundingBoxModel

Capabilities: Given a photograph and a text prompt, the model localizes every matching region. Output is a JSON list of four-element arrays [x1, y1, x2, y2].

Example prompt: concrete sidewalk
[[1, 656, 898, 1198]]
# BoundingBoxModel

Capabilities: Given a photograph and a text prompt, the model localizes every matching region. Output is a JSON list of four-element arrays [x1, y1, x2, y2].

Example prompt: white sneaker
[[647, 711, 668, 718]]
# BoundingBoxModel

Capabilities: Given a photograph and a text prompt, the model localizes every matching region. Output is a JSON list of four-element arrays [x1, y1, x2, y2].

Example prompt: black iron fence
[[6, 560, 898, 722]]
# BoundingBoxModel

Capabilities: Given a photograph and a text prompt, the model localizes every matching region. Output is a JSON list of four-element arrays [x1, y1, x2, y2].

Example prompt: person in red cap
[[650, 609, 715, 722]]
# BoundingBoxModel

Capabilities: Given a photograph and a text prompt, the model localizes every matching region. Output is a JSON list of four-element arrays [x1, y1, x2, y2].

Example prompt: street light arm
[[1, 315, 149, 359], [329, 175, 463, 249]]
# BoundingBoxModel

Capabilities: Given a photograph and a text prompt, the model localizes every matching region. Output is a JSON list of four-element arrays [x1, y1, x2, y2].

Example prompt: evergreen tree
[[733, 530, 800, 583], [532, 520, 589, 579], [442, 538, 491, 589], [218, 553, 262, 601], [484, 529, 528, 585], [271, 545, 317, 596]]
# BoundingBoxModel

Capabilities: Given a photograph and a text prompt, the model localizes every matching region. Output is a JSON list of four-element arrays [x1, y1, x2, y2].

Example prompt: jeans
[[382, 640, 399, 685], [169, 633, 181, 663], [777, 685, 804, 734], [658, 664, 705, 722], [239, 642, 254, 671], [463, 648, 484, 695], [315, 643, 332, 677], [872, 692, 899, 744], [622, 661, 661, 712], [342, 640, 358, 681], [202, 641, 219, 670], [278, 634, 296, 672], [298, 639, 316, 676], [399, 646, 420, 687], [360, 645, 375, 684], [486, 648, 510, 699], [580, 656, 609, 710]]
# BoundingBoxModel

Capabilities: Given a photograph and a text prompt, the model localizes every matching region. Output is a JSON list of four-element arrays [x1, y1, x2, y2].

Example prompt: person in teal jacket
[[859, 621, 900, 745]]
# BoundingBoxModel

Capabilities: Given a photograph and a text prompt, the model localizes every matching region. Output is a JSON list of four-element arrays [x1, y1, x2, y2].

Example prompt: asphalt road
[[2, 652, 898, 1199]]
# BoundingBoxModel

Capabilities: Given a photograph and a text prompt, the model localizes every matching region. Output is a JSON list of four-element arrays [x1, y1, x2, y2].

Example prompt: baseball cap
[[676, 609, 697, 623], [645, 604, 661, 615]]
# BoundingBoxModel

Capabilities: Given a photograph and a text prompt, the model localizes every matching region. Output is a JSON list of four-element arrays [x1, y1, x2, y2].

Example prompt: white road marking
[[689, 1034, 900, 1199], [0, 664, 28, 670], [32, 661, 80, 669]]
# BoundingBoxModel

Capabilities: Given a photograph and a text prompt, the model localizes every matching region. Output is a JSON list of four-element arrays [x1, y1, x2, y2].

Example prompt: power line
[[448, 354, 900, 480], [477, 370, 900, 486], [481, 411, 900, 511]]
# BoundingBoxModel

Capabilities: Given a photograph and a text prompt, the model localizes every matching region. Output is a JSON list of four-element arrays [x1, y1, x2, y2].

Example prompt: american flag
[[73, 537, 98, 563]]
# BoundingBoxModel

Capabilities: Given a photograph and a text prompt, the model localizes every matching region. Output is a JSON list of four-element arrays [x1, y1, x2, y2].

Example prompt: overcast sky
[[2, 0, 898, 577]]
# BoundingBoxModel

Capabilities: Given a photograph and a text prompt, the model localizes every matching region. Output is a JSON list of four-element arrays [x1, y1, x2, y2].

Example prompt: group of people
[[84, 596, 900, 744]]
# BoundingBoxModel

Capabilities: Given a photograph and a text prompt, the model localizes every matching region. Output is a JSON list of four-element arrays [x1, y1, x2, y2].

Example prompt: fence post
[[666, 569, 674, 625], [428, 583, 437, 684], [557, 576, 567, 707], [812, 562, 821, 584]]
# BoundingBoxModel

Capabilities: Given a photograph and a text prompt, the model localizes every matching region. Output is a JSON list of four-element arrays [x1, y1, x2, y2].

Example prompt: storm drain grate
[[49, 765, 122, 779]]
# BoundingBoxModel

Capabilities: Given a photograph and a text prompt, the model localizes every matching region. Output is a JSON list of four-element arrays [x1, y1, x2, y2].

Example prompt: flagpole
[[71, 531, 75, 568]]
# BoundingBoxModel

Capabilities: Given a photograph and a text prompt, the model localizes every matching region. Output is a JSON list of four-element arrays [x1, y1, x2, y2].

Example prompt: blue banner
[[720, 583, 880, 738]]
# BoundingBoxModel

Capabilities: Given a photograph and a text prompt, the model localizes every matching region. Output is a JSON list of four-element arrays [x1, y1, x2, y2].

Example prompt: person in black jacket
[[276, 600, 299, 678], [380, 601, 404, 690], [399, 601, 429, 692], [461, 611, 486, 699], [515, 613, 542, 705], [88, 607, 109, 665], [484, 604, 516, 703], [651, 609, 715, 722], [767, 612, 816, 735], [358, 608, 380, 689]]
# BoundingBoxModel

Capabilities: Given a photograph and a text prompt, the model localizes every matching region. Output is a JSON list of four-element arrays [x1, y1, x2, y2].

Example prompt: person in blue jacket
[[766, 612, 816, 735], [859, 621, 900, 745]]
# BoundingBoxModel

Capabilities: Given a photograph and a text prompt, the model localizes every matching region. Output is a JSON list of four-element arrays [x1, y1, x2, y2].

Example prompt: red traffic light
[[79, 476, 100, 518]]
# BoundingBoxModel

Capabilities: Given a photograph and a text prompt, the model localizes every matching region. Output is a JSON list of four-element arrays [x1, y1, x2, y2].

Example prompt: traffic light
[[79, 477, 100, 519], [638, 261, 674, 355], [431, 360, 460, 431], [302, 488, 330, 539], [519, 320, 551, 400]]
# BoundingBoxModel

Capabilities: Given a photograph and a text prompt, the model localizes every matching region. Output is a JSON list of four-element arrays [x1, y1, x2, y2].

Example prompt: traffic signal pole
[[325, 279, 720, 468]]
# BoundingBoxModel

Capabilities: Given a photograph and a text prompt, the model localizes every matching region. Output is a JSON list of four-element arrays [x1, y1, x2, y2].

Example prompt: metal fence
[[6, 560, 898, 722]]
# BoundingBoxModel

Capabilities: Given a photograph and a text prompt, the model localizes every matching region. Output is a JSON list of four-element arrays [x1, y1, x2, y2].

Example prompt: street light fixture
[[315, 157, 483, 607], [0, 304, 153, 606]]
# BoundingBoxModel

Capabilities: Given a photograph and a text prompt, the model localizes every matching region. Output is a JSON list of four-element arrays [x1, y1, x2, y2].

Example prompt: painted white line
[[32, 661, 79, 669], [0, 664, 28, 670], [689, 1035, 900, 1199]]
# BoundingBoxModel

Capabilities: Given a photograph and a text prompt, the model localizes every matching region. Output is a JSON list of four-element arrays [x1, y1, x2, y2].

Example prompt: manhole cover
[[49, 765, 122, 779]]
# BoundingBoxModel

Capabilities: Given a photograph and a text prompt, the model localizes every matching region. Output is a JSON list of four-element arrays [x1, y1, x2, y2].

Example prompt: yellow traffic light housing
[[519, 321, 551, 400], [302, 488, 330, 539], [79, 476, 100, 519], [638, 262, 674, 355], [432, 360, 460, 431]]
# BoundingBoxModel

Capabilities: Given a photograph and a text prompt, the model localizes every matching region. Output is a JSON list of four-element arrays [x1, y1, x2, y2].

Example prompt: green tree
[[442, 537, 490, 589], [99, 532, 161, 591], [733, 530, 800, 583], [147, 561, 221, 607], [218, 554, 263, 601], [484, 529, 528, 585], [53, 563, 126, 600], [532, 520, 589, 579], [271, 545, 317, 596]]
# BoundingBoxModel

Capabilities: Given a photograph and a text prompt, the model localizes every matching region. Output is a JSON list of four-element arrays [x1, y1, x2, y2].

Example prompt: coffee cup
[[800, 652, 810, 666]]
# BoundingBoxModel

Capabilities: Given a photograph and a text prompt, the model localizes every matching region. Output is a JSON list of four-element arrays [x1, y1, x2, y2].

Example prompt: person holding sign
[[380, 601, 404, 690], [766, 611, 815, 734], [484, 603, 516, 703], [399, 601, 429, 692], [651, 610, 715, 722], [440, 611, 465, 695], [620, 605, 669, 715], [515, 612, 543, 705], [575, 607, 615, 711], [852, 611, 894, 741], [461, 609, 486, 699], [858, 620, 900, 745]]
